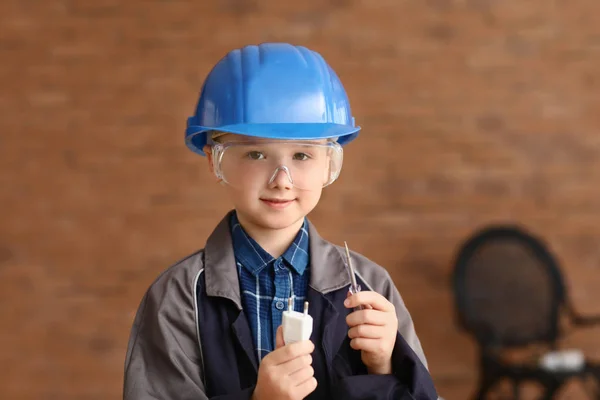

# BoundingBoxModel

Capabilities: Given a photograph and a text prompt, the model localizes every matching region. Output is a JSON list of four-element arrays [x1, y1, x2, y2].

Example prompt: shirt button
[[275, 301, 284, 310]]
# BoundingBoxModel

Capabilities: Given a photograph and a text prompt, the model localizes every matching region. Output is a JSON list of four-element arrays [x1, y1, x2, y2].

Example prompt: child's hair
[[207, 130, 339, 145], [209, 131, 228, 143]]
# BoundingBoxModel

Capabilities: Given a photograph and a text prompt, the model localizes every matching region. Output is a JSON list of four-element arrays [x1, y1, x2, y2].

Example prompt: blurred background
[[2, 1, 600, 399]]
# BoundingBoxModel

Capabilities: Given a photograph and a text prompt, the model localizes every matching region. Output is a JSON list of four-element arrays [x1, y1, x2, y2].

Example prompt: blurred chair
[[451, 225, 600, 399]]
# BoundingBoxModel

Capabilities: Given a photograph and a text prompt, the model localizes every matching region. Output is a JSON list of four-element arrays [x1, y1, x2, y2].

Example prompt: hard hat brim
[[185, 123, 360, 156]]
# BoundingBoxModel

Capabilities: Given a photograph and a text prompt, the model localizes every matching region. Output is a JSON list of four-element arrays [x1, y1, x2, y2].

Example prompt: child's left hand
[[344, 291, 398, 375]]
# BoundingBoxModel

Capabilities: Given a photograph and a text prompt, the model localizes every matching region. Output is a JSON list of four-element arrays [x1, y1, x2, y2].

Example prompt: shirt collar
[[229, 212, 310, 277]]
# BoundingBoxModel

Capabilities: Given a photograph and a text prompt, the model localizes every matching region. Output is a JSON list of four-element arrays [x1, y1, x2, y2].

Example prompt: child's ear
[[204, 145, 215, 175]]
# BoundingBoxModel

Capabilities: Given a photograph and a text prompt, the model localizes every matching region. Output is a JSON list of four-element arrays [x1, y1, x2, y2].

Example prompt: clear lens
[[212, 141, 343, 190]]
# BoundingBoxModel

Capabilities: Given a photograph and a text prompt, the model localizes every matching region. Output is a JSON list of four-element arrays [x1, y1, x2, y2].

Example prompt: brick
[[2, 1, 600, 399]]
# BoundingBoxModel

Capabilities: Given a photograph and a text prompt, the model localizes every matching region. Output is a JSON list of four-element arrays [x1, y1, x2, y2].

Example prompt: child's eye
[[293, 152, 311, 161], [247, 151, 265, 160]]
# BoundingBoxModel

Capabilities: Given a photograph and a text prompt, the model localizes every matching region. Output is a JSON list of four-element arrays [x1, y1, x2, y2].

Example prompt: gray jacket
[[124, 213, 433, 399]]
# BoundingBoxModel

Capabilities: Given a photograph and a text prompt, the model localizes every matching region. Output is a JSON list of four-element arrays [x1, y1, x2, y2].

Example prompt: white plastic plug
[[282, 298, 313, 345], [539, 349, 585, 372]]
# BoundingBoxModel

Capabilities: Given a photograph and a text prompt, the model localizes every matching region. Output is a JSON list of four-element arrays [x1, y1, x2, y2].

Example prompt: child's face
[[204, 134, 336, 231]]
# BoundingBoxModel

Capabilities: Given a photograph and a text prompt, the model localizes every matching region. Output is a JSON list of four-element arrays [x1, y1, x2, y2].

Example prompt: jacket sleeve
[[123, 265, 210, 400], [331, 330, 438, 400], [348, 253, 428, 366], [382, 271, 429, 370], [334, 257, 439, 399], [123, 263, 258, 400], [382, 271, 439, 398], [210, 389, 255, 400]]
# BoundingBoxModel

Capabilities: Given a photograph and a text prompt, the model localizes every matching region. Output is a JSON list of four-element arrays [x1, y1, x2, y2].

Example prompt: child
[[123, 43, 438, 400]]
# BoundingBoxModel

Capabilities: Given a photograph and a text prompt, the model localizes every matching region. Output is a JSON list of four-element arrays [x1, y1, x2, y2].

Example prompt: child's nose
[[268, 166, 294, 189]]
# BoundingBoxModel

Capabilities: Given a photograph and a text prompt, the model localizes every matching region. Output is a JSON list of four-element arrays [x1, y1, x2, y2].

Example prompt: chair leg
[[582, 374, 600, 400], [512, 380, 520, 400], [472, 384, 491, 400], [586, 366, 600, 400], [472, 372, 496, 400], [538, 379, 562, 400]]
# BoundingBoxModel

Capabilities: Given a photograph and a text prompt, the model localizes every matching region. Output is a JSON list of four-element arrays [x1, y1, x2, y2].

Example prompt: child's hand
[[344, 291, 398, 375], [252, 325, 317, 400]]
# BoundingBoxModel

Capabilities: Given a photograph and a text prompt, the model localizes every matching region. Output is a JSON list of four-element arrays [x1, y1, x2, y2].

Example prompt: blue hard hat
[[185, 43, 360, 156]]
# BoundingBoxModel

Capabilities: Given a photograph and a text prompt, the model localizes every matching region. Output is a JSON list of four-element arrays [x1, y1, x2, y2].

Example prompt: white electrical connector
[[539, 349, 585, 372], [282, 298, 313, 345]]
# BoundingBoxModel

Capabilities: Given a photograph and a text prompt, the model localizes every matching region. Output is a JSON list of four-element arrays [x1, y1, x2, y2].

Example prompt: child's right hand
[[251, 325, 317, 400]]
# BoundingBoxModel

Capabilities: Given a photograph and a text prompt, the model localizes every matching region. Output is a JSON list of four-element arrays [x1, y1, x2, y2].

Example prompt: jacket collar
[[204, 210, 351, 308], [229, 212, 310, 277]]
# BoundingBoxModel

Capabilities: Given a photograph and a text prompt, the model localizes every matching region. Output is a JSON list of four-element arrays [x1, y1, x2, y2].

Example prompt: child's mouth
[[260, 198, 295, 209]]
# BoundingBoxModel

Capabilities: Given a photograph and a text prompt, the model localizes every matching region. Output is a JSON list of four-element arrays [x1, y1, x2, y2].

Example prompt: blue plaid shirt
[[230, 212, 310, 362]]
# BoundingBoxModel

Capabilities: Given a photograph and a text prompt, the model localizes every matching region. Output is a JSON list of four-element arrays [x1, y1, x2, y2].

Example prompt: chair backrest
[[452, 225, 566, 349]]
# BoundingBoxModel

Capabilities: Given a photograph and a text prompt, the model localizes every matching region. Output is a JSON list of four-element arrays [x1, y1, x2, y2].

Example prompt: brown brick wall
[[2, 1, 600, 398]]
